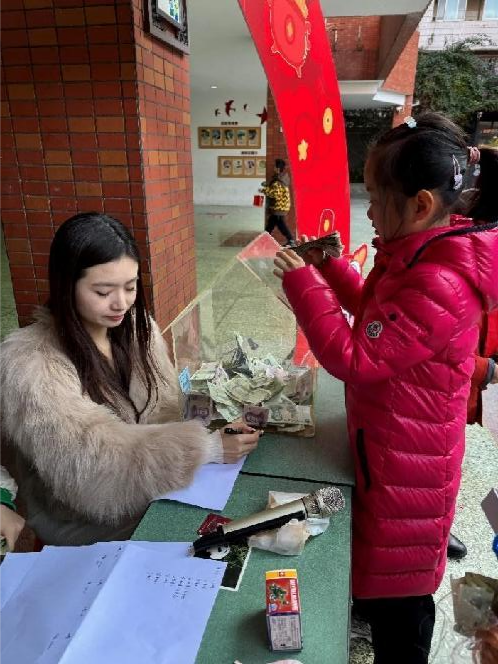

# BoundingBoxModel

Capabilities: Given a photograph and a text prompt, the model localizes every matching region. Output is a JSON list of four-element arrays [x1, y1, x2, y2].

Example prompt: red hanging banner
[[238, 0, 350, 251]]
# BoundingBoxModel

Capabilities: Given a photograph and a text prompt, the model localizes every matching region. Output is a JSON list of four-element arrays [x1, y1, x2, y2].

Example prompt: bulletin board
[[217, 156, 266, 178], [199, 127, 262, 149]]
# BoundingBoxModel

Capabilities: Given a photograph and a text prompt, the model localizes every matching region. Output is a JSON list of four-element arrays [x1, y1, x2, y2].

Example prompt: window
[[435, 0, 467, 19], [483, 0, 498, 18], [466, 0, 483, 19]]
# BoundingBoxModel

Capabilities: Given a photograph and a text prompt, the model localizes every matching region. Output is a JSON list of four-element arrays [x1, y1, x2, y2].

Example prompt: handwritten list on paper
[[1, 541, 226, 664]]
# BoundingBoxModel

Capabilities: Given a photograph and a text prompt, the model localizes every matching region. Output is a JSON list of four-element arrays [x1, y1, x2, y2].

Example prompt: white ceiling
[[188, 1, 430, 96]]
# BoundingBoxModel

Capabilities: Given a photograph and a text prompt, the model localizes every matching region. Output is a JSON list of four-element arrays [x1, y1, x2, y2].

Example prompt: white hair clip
[[404, 116, 417, 129], [452, 155, 463, 190]]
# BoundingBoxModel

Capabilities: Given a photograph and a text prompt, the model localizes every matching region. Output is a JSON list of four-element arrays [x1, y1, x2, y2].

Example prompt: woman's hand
[[220, 421, 261, 463], [0, 504, 25, 551], [274, 249, 306, 280]]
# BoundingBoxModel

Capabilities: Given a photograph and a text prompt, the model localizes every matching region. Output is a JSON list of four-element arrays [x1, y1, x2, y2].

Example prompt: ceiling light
[[210, 85, 218, 89]]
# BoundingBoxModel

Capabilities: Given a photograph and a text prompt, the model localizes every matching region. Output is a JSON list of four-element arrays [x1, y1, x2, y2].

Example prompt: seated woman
[[0, 213, 260, 546]]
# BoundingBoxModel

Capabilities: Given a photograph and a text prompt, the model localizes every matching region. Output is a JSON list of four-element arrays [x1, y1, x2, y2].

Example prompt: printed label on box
[[265, 569, 302, 651]]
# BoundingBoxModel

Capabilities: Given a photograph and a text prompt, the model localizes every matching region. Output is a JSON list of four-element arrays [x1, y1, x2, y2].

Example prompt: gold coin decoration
[[323, 107, 333, 135]]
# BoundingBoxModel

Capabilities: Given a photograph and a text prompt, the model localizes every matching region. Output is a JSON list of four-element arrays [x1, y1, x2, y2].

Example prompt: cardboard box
[[265, 569, 302, 652]]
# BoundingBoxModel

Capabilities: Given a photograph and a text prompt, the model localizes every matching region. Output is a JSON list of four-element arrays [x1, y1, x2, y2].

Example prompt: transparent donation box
[[164, 233, 317, 437]]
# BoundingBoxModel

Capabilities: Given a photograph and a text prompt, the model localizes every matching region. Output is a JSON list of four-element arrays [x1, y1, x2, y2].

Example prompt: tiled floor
[[2, 199, 497, 663]]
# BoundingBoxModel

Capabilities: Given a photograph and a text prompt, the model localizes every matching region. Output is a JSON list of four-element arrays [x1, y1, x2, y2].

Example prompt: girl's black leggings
[[354, 594, 435, 664], [265, 214, 293, 242]]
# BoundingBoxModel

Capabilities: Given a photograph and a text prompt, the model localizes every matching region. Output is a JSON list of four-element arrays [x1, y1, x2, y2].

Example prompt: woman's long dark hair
[[48, 212, 159, 420]]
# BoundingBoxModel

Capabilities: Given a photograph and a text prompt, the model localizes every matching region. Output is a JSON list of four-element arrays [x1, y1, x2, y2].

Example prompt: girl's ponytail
[[466, 147, 498, 223]]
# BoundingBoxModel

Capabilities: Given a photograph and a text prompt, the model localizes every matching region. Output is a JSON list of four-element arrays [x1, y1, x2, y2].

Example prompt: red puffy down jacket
[[283, 219, 498, 598]]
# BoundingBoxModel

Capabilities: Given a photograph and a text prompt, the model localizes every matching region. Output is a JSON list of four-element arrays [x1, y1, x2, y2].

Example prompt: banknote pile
[[292, 231, 343, 259], [183, 333, 315, 434]]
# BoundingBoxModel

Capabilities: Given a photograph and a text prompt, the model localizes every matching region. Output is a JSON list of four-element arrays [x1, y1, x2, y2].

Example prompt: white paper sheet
[[1, 541, 225, 664], [156, 458, 245, 510], [0, 552, 38, 609]]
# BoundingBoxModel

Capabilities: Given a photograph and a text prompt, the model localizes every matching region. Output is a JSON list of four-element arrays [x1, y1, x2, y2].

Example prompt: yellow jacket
[[261, 179, 291, 214]]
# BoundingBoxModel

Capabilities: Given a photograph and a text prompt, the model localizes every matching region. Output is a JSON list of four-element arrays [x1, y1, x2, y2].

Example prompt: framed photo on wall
[[232, 158, 243, 176], [211, 129, 222, 147], [199, 128, 212, 147], [236, 128, 247, 147], [218, 156, 265, 178], [198, 127, 261, 149], [219, 158, 232, 177], [157, 0, 182, 27], [256, 158, 267, 177], [243, 158, 256, 177], [223, 128, 235, 146], [247, 128, 259, 147], [144, 0, 189, 53]]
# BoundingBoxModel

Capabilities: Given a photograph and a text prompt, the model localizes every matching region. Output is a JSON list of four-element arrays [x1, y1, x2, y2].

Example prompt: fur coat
[[0, 309, 223, 545]]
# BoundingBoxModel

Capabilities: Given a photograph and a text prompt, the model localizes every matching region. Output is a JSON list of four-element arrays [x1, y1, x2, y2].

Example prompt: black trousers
[[354, 595, 435, 664], [265, 213, 293, 242]]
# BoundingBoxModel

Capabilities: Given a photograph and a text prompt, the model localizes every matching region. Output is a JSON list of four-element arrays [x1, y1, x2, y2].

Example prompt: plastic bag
[[247, 491, 330, 556]]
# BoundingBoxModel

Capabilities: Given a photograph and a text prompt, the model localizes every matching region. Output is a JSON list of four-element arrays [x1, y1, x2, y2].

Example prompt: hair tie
[[404, 116, 417, 129], [452, 155, 463, 190], [467, 146, 481, 165]]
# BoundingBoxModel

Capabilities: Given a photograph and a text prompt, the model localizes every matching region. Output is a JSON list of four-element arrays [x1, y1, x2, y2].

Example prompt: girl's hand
[[220, 422, 261, 464], [0, 504, 25, 551], [297, 235, 327, 267], [274, 249, 306, 280]]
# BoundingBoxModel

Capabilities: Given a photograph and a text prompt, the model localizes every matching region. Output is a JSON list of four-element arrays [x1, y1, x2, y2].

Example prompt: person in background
[[0, 213, 261, 547], [447, 145, 498, 562], [0, 466, 25, 552], [465, 146, 498, 426], [261, 158, 295, 247], [274, 113, 498, 662]]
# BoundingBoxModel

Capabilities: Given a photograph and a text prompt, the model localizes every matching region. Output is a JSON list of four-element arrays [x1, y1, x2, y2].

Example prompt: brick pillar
[[384, 31, 420, 128], [265, 88, 296, 243], [131, 0, 196, 328], [1, 0, 195, 330]]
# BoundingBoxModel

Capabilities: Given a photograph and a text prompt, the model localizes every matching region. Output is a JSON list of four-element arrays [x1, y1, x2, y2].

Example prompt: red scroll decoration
[[238, 0, 350, 251]]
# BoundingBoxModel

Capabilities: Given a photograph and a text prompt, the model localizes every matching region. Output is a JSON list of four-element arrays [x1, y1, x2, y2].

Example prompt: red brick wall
[[326, 17, 381, 81], [1, 0, 195, 330], [384, 31, 420, 127], [131, 0, 196, 329]]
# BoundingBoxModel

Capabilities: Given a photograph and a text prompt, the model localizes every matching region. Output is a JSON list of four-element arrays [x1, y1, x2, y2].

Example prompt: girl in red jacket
[[274, 113, 498, 663]]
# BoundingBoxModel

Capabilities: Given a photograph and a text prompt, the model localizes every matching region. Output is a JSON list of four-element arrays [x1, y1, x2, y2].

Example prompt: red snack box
[[265, 569, 302, 652], [196, 513, 232, 536]]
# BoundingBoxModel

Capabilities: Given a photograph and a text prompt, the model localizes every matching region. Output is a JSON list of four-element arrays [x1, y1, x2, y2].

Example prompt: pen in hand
[[224, 427, 264, 436]]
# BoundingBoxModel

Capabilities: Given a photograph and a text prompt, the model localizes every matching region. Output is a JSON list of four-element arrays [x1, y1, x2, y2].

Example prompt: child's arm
[[282, 263, 475, 384], [472, 356, 496, 391], [0, 466, 25, 552], [317, 256, 364, 316]]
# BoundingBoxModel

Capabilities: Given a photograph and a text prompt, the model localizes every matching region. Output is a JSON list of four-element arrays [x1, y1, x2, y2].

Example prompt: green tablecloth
[[133, 475, 352, 664], [241, 370, 354, 486]]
